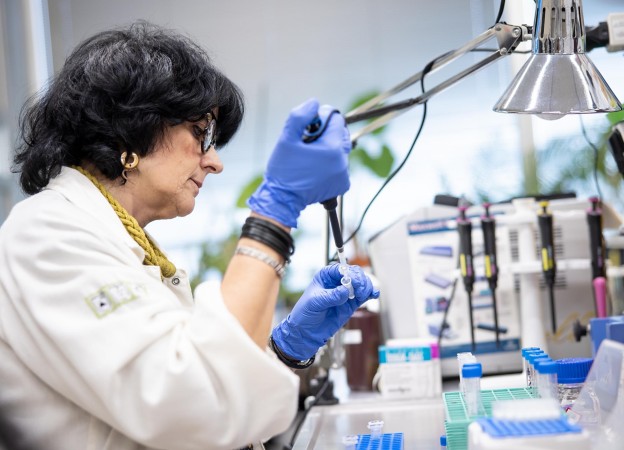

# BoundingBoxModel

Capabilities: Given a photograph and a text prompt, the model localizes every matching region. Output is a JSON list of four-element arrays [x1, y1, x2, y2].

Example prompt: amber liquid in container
[[344, 308, 381, 391]]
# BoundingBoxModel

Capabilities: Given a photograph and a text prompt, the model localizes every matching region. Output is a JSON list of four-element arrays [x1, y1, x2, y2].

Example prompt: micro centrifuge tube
[[342, 434, 359, 450], [367, 420, 384, 440]]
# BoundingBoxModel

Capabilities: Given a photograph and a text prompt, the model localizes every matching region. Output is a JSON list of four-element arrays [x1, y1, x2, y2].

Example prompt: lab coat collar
[[47, 166, 147, 263]]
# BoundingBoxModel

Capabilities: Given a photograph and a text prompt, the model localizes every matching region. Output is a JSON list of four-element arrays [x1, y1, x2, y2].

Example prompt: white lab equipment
[[369, 199, 622, 376]]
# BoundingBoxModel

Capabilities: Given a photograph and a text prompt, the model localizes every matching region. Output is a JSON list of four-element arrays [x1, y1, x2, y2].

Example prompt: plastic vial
[[440, 435, 447, 449], [556, 357, 593, 413], [367, 420, 384, 440], [530, 356, 552, 398], [526, 350, 547, 392], [535, 359, 558, 400], [462, 362, 482, 417], [342, 435, 359, 450], [457, 352, 477, 393], [521, 347, 540, 384]]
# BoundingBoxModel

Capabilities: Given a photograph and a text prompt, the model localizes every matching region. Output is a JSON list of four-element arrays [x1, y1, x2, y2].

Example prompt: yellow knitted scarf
[[73, 166, 177, 278]]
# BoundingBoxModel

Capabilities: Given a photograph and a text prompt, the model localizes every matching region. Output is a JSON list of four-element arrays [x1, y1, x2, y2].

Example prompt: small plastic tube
[[521, 347, 540, 384], [530, 356, 551, 397], [367, 420, 384, 440], [440, 435, 447, 449], [526, 350, 547, 391], [535, 359, 558, 400], [337, 250, 355, 299], [457, 352, 477, 394], [342, 434, 359, 450], [462, 362, 482, 417]]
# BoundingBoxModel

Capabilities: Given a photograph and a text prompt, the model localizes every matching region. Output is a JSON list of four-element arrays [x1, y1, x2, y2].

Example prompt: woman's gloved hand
[[247, 98, 352, 228], [271, 264, 380, 361]]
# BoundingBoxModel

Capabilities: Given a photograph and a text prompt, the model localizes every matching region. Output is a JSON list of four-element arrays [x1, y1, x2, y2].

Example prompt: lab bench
[[290, 394, 446, 449]]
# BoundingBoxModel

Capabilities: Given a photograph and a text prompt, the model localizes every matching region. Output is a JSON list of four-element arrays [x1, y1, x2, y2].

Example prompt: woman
[[0, 22, 378, 450]]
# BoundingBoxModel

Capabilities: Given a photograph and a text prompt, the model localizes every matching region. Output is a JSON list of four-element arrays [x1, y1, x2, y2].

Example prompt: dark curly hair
[[13, 21, 244, 195]]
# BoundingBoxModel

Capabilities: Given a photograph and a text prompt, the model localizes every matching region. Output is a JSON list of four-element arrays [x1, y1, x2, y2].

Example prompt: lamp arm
[[345, 23, 531, 143]]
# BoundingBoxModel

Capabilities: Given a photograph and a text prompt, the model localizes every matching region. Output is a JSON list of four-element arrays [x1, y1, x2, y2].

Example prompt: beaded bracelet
[[234, 246, 286, 279], [268, 335, 316, 369]]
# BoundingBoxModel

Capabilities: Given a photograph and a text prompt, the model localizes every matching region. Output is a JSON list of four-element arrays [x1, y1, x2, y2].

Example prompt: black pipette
[[322, 198, 354, 298], [481, 203, 501, 348], [303, 107, 354, 298], [457, 205, 476, 352], [586, 197, 608, 318], [537, 201, 557, 334]]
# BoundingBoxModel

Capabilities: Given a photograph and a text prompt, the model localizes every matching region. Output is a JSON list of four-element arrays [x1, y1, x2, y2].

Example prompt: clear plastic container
[[367, 420, 384, 440], [525, 350, 547, 389], [534, 359, 558, 400], [521, 347, 540, 378], [462, 362, 483, 417], [555, 357, 593, 413], [342, 434, 359, 450]]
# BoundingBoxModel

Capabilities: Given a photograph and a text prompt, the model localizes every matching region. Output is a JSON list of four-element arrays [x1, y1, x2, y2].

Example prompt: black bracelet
[[268, 336, 315, 369], [241, 217, 294, 262], [245, 217, 294, 252]]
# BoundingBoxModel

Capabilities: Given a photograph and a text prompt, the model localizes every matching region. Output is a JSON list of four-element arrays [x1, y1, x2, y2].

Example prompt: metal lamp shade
[[493, 0, 622, 117]]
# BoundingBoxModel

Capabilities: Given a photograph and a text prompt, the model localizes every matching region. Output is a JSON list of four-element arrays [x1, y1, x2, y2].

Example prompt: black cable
[[494, 0, 506, 26], [284, 374, 331, 449], [437, 277, 459, 350], [580, 116, 604, 201], [343, 55, 439, 247]]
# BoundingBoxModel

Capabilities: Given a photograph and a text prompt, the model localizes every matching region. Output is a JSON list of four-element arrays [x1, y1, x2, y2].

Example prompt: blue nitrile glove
[[247, 98, 352, 228], [272, 264, 380, 361]]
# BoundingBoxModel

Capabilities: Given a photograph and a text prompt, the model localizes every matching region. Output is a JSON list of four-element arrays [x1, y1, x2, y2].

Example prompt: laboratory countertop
[[286, 368, 453, 449], [290, 394, 446, 449]]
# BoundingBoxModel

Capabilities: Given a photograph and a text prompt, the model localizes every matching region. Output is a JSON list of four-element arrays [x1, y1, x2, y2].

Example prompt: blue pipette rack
[[356, 432, 403, 450]]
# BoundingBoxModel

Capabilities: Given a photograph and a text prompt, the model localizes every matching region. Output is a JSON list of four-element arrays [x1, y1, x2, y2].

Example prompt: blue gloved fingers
[[317, 263, 344, 288], [349, 267, 379, 300], [307, 284, 351, 313], [283, 98, 320, 141]]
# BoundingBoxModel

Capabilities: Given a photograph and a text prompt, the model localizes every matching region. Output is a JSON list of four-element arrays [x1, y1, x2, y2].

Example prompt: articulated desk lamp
[[318, 0, 622, 386]]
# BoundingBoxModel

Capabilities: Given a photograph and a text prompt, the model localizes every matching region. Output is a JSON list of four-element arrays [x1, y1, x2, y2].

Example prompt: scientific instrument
[[457, 205, 476, 352], [537, 201, 557, 333], [480, 203, 501, 348]]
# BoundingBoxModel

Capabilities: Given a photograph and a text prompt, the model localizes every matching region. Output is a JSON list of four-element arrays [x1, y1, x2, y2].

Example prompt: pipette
[[457, 205, 476, 352], [322, 198, 355, 299], [301, 107, 355, 299], [586, 196, 608, 318], [480, 203, 501, 348], [537, 201, 557, 334]]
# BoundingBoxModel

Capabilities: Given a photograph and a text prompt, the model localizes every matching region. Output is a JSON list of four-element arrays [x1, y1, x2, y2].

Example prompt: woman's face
[[130, 115, 223, 224]]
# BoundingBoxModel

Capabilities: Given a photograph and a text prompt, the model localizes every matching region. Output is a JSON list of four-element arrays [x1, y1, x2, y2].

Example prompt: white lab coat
[[0, 167, 299, 450]]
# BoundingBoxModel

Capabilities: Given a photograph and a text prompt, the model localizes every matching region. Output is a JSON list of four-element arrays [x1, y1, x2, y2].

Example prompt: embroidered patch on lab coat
[[85, 282, 147, 318]]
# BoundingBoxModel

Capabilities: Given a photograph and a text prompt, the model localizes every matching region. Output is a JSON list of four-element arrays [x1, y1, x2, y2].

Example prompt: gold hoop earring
[[120, 151, 140, 181]]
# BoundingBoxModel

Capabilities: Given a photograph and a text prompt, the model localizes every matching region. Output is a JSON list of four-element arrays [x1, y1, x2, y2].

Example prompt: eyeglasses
[[199, 112, 218, 153]]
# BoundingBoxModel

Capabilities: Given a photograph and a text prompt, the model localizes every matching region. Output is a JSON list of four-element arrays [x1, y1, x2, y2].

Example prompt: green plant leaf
[[236, 174, 263, 208], [350, 145, 394, 178], [346, 90, 388, 135], [607, 109, 624, 126]]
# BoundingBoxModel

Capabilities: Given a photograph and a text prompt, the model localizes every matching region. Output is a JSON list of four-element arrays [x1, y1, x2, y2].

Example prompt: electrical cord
[[284, 373, 331, 450], [342, 53, 441, 247], [341, 0, 514, 249], [437, 277, 459, 350], [580, 116, 604, 201], [494, 0, 506, 26]]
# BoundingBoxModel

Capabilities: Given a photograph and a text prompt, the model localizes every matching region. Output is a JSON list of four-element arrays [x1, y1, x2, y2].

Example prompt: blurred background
[[1, 0, 623, 298]]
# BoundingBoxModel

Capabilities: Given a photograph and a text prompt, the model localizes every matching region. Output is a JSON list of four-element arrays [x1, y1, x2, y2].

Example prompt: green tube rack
[[443, 388, 535, 450]]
